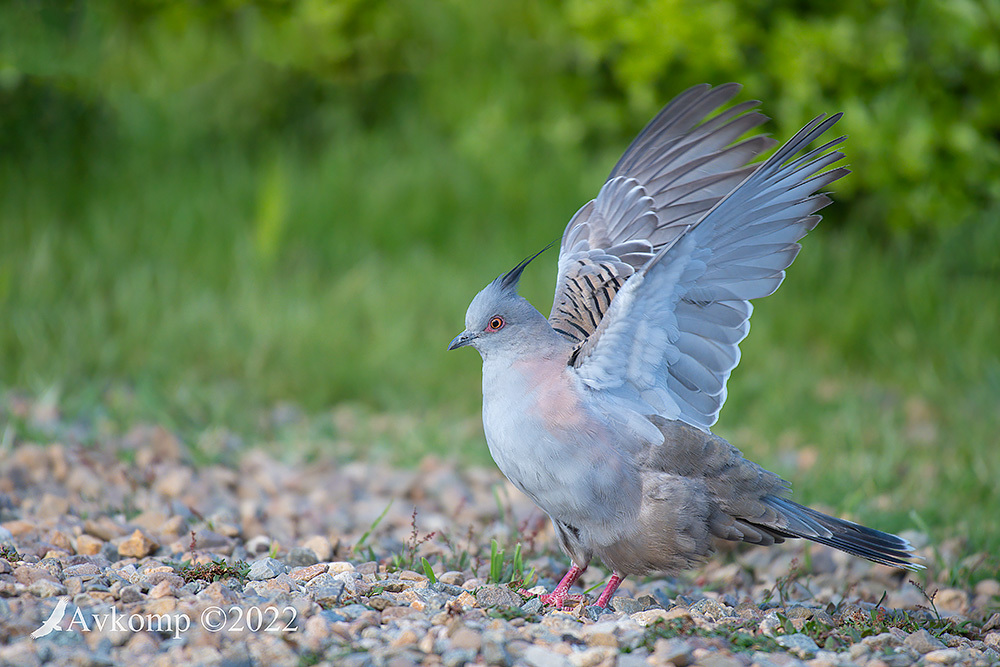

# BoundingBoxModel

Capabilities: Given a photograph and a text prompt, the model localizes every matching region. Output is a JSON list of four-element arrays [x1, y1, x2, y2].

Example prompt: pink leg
[[595, 571, 626, 608], [530, 564, 586, 608]]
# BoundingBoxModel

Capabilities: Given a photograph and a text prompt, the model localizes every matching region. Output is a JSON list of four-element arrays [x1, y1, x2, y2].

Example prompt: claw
[[539, 591, 586, 609], [522, 563, 587, 610]]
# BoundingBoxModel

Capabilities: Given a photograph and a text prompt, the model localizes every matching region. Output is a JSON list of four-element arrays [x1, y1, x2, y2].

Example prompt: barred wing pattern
[[570, 114, 848, 430], [549, 83, 777, 344]]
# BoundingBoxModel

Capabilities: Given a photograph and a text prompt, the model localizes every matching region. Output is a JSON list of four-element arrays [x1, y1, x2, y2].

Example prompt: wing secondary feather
[[549, 83, 776, 343], [570, 113, 848, 429]]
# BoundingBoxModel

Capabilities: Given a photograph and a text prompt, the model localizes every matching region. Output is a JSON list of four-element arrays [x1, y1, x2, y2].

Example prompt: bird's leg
[[531, 564, 586, 608], [595, 571, 626, 609]]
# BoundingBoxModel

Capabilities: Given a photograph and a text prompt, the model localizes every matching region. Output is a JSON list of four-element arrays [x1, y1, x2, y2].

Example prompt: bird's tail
[[762, 495, 923, 571]]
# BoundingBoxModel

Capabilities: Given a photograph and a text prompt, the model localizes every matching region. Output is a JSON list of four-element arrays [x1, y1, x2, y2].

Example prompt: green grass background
[[0, 1, 998, 560]]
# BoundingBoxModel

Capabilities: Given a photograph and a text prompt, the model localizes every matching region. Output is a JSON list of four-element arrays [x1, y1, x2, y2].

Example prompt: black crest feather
[[497, 242, 554, 292]]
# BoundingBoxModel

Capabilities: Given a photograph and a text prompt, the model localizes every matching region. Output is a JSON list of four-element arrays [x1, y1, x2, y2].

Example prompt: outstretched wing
[[549, 83, 778, 343], [570, 114, 848, 430]]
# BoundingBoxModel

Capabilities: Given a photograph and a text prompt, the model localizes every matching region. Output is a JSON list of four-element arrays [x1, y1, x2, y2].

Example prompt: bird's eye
[[487, 316, 505, 332]]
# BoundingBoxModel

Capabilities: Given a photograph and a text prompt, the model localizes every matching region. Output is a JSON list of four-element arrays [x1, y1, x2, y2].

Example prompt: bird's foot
[[518, 563, 588, 609], [538, 591, 586, 609], [515, 588, 585, 609]]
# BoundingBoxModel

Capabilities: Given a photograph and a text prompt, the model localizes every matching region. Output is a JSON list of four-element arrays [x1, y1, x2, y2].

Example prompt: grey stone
[[906, 628, 947, 654], [245, 535, 272, 556], [320, 608, 350, 622], [336, 653, 374, 667], [119, 584, 143, 603], [521, 597, 543, 614], [335, 603, 371, 620], [653, 638, 692, 666], [775, 633, 819, 657], [522, 645, 572, 667], [247, 557, 286, 581], [784, 605, 815, 620], [616, 649, 651, 667], [636, 594, 663, 610], [475, 584, 523, 608], [100, 542, 120, 562], [690, 597, 735, 620], [983, 612, 1000, 632], [880, 654, 917, 667], [610, 596, 643, 614], [430, 581, 464, 596], [863, 631, 903, 650], [63, 563, 100, 578], [759, 610, 783, 636], [285, 547, 318, 568], [696, 653, 744, 667], [482, 631, 511, 666], [28, 579, 67, 598], [411, 588, 450, 611], [441, 648, 478, 667], [182, 580, 206, 595], [310, 583, 346, 607]]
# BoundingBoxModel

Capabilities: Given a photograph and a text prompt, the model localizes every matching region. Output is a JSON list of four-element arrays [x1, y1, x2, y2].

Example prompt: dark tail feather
[[762, 495, 924, 571]]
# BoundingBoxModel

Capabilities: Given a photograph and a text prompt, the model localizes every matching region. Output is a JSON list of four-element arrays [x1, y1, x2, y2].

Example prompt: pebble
[[905, 628, 946, 654], [924, 648, 962, 663], [27, 579, 67, 597], [609, 596, 644, 614], [247, 557, 287, 580], [475, 584, 523, 608], [0, 397, 993, 667], [285, 547, 318, 567], [300, 535, 333, 561], [776, 633, 819, 657], [117, 529, 159, 558]]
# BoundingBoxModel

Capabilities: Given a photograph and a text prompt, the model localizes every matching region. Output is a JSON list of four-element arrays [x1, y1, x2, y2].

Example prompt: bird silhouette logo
[[30, 597, 68, 638]]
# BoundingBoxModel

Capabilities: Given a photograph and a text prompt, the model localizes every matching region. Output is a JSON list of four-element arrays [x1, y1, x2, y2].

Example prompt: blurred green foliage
[[3, 0, 998, 235], [1, 1, 999, 550]]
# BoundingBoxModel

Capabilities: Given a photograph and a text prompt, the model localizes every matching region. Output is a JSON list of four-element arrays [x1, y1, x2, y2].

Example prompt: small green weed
[[172, 558, 251, 585], [0, 544, 22, 563], [388, 507, 437, 573], [354, 499, 393, 561], [487, 539, 535, 587]]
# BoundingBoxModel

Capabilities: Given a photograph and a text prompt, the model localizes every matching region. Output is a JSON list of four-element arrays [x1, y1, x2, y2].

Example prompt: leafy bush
[[3, 1, 997, 237]]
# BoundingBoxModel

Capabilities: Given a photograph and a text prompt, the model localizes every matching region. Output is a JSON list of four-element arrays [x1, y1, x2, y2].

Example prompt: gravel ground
[[1, 397, 998, 667]]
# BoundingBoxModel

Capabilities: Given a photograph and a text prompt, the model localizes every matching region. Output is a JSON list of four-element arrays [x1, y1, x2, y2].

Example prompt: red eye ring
[[487, 316, 505, 332]]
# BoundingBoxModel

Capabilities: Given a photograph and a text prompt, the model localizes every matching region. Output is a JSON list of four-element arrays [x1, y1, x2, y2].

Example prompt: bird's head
[[448, 247, 551, 359]]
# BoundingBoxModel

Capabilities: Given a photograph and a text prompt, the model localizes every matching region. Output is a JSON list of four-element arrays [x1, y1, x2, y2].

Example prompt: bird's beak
[[448, 331, 476, 351]]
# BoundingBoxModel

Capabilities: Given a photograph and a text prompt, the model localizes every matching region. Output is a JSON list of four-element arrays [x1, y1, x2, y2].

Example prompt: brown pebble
[[631, 607, 690, 626], [934, 588, 969, 614], [289, 563, 327, 583], [390, 629, 419, 648], [328, 562, 356, 575], [75, 534, 104, 555], [158, 515, 188, 538], [118, 529, 160, 558], [2, 520, 36, 536], [148, 580, 179, 598], [449, 626, 483, 651], [198, 581, 239, 604], [143, 596, 178, 615], [84, 516, 127, 541], [300, 535, 334, 561]]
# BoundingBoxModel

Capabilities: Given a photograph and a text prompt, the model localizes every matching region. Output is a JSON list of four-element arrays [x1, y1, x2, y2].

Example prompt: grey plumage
[[449, 84, 921, 608]]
